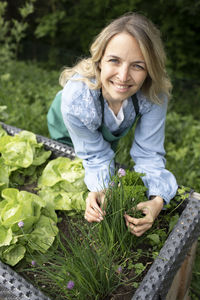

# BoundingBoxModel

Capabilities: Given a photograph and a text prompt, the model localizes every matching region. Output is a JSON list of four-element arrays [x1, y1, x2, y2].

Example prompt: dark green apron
[[47, 91, 74, 147], [47, 90, 141, 151]]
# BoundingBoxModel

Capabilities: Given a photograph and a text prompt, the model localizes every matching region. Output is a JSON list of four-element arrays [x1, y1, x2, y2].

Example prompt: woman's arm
[[130, 96, 178, 204], [61, 80, 115, 192], [63, 113, 115, 191], [127, 96, 178, 236]]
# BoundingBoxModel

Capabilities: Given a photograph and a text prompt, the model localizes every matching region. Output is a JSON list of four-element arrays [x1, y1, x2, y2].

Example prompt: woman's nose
[[117, 65, 130, 82], [118, 65, 129, 82]]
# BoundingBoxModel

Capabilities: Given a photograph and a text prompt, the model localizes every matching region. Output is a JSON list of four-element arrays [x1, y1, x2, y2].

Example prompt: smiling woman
[[47, 12, 178, 237]]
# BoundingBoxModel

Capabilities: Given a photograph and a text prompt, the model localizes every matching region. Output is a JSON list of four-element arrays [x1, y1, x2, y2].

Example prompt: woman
[[47, 12, 178, 236]]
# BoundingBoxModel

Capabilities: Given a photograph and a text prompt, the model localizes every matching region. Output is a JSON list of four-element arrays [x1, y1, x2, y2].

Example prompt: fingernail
[[97, 217, 103, 222]]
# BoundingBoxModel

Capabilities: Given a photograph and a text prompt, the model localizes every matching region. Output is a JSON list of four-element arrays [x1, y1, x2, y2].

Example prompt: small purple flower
[[31, 260, 36, 266], [117, 266, 122, 274], [67, 280, 75, 290], [118, 168, 126, 177], [18, 221, 24, 228], [109, 181, 115, 187]]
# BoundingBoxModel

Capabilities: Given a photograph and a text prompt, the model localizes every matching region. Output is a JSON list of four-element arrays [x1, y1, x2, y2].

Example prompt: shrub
[[0, 60, 60, 136]]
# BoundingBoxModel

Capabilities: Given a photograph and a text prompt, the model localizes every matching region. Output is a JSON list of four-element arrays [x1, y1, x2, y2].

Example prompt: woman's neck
[[102, 89, 124, 116], [107, 101, 123, 116]]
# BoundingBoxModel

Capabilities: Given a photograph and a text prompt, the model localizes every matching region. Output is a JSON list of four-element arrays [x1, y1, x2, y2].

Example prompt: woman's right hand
[[84, 191, 106, 223]]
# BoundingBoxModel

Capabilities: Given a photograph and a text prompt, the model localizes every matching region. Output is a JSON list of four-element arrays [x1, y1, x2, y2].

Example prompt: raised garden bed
[[0, 122, 200, 300]]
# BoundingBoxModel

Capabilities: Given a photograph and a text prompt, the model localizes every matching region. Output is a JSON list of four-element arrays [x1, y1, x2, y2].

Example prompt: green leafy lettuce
[[0, 126, 51, 189], [0, 188, 58, 266], [0, 126, 88, 266], [38, 157, 88, 213], [0, 129, 51, 169]]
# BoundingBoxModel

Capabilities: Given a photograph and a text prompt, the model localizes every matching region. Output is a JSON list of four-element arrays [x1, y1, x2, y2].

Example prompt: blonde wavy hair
[[59, 12, 172, 104]]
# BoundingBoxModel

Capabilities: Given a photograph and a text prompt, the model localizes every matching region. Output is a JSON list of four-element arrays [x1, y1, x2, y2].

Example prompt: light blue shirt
[[61, 76, 178, 204]]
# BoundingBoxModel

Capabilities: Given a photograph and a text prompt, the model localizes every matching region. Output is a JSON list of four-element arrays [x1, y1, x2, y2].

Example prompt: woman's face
[[99, 32, 148, 106]]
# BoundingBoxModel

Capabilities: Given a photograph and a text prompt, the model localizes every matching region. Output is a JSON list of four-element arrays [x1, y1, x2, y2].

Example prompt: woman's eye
[[109, 59, 119, 63], [133, 64, 145, 70]]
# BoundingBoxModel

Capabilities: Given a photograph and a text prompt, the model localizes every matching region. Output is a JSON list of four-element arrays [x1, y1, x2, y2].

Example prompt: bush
[[0, 60, 60, 136], [165, 112, 200, 191]]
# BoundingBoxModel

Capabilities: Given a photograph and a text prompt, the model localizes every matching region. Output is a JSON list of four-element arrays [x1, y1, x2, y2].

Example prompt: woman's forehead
[[103, 32, 145, 62]]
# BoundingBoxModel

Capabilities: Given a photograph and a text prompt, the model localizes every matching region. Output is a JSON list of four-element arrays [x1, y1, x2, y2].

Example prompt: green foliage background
[[4, 0, 200, 78], [0, 0, 200, 298]]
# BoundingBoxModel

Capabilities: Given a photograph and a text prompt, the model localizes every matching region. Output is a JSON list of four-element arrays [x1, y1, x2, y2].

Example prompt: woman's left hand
[[124, 196, 164, 236]]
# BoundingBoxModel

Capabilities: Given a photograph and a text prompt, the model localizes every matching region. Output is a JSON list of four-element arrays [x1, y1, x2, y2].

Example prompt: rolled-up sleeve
[[63, 113, 115, 191], [130, 97, 178, 204], [61, 79, 115, 192]]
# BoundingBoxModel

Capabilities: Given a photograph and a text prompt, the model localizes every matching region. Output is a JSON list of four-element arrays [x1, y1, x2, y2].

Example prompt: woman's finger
[[124, 197, 164, 236], [126, 219, 152, 236], [85, 205, 103, 222], [85, 210, 103, 222], [124, 211, 154, 236], [85, 192, 105, 222], [124, 213, 154, 226]]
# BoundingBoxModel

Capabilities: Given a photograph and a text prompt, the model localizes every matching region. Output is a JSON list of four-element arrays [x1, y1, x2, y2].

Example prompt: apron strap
[[132, 94, 139, 116]]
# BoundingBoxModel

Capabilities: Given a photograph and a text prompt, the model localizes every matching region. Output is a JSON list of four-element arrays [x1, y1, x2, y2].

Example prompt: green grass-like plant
[[96, 169, 147, 254]]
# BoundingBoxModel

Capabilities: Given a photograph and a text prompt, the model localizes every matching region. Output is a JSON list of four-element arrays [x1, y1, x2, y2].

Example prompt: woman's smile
[[110, 80, 133, 93]]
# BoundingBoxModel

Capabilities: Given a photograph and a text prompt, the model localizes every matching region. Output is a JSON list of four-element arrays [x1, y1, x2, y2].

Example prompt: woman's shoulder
[[61, 74, 102, 131], [136, 91, 167, 114], [62, 74, 97, 100]]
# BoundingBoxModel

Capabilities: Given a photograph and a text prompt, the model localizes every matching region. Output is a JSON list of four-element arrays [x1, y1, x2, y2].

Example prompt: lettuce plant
[[0, 127, 59, 266], [0, 126, 51, 190], [0, 188, 58, 266], [0, 129, 51, 169], [38, 157, 88, 213]]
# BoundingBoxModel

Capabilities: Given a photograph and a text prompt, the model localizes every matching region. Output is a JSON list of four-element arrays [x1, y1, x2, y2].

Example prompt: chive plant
[[96, 169, 148, 255]]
